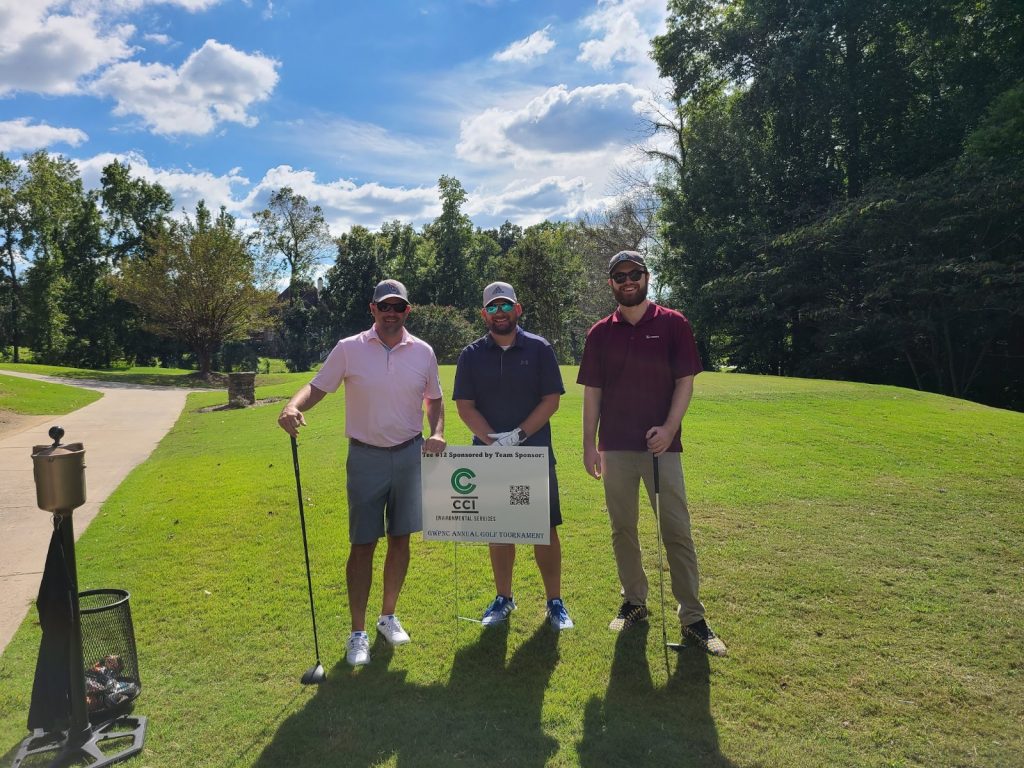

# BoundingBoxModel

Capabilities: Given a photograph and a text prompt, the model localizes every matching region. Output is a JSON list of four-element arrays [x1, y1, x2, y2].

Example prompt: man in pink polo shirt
[[278, 279, 446, 667], [577, 251, 727, 657]]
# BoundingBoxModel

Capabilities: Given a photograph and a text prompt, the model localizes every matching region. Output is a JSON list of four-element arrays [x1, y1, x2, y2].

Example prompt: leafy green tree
[[0, 155, 26, 361], [100, 160, 173, 264], [500, 222, 588, 362], [405, 304, 477, 364], [649, 0, 1024, 406], [254, 186, 330, 297], [19, 152, 86, 363], [117, 202, 276, 377], [423, 175, 474, 307], [319, 225, 386, 343]]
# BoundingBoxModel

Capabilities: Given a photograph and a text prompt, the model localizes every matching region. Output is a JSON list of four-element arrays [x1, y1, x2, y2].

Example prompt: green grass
[[1, 370, 1021, 767], [0, 373, 102, 415], [0, 362, 295, 389]]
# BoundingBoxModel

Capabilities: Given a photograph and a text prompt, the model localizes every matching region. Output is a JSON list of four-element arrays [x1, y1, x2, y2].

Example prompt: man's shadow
[[249, 623, 559, 767], [577, 624, 738, 768]]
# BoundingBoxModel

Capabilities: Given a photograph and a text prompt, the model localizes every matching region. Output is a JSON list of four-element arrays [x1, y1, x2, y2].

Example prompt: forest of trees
[[1, 1, 1020, 409], [648, 0, 1023, 409]]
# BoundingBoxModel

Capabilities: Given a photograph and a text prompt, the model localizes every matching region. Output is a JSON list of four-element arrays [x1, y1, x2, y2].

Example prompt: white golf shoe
[[346, 631, 371, 666]]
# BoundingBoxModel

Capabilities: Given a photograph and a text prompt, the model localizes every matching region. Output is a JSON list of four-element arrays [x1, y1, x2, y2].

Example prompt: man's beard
[[614, 280, 648, 307], [487, 316, 517, 335]]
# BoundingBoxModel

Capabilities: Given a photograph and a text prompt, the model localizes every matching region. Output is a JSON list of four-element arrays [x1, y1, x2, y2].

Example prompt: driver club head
[[301, 663, 326, 685]]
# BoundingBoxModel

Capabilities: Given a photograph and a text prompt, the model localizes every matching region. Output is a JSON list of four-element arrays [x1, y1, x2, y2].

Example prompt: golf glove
[[488, 428, 524, 447]]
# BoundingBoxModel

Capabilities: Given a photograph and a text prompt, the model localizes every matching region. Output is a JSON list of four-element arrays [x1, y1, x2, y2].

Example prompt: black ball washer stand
[[13, 426, 148, 768]]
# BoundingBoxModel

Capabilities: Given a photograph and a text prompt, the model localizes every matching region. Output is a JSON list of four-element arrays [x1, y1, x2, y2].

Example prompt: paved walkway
[[0, 371, 198, 653]]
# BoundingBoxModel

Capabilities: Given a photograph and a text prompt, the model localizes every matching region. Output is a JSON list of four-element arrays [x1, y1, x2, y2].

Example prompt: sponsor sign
[[422, 446, 549, 544]]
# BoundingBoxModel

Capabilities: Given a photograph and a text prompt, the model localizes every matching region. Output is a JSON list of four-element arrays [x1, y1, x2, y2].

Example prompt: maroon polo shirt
[[577, 302, 702, 451]]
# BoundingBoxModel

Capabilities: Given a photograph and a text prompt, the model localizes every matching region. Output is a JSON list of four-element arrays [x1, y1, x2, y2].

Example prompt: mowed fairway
[[1, 370, 1020, 768]]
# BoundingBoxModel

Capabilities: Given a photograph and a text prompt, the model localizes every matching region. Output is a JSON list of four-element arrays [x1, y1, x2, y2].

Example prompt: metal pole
[[652, 455, 671, 680], [56, 512, 92, 742]]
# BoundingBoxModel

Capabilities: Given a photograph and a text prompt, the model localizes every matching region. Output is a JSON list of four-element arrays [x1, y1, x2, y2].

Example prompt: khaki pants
[[602, 451, 705, 625]]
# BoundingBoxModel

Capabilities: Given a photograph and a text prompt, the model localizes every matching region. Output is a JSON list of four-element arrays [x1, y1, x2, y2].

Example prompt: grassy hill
[[0, 373, 102, 416], [1, 369, 1020, 767]]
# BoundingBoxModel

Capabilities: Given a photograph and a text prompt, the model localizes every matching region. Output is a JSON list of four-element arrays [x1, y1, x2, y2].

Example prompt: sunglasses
[[375, 300, 408, 313], [484, 302, 515, 314], [610, 269, 647, 284]]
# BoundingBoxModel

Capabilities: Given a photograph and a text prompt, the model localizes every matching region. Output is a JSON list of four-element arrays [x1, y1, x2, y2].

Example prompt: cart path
[[0, 371, 200, 654]]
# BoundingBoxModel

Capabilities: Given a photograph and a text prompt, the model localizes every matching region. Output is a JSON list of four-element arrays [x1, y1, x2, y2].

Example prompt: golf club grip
[[653, 454, 660, 494]]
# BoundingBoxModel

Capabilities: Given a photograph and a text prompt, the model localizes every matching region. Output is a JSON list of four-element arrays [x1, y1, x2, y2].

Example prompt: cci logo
[[451, 468, 477, 495]]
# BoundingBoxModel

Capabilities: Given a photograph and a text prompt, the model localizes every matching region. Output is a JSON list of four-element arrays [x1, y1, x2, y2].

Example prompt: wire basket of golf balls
[[79, 589, 142, 720]]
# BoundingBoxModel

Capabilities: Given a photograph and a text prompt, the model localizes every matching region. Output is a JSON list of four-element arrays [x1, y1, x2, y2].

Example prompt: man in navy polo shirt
[[453, 281, 574, 631], [578, 251, 727, 656]]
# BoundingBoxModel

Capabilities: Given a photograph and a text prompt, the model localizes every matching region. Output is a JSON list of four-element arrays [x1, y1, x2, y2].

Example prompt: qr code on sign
[[509, 485, 530, 505]]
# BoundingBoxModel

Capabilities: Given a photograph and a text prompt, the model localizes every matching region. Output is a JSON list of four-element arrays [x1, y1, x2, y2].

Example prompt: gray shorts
[[346, 437, 423, 545]]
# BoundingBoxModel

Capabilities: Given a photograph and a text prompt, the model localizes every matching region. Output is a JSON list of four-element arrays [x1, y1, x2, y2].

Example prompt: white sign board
[[422, 446, 550, 544]]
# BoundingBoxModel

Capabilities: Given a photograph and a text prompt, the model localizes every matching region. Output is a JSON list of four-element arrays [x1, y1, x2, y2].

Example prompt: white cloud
[[142, 32, 173, 45], [90, 39, 280, 135], [457, 83, 653, 162], [493, 26, 555, 64], [0, 119, 88, 153], [75, 152, 251, 218], [69, 0, 224, 12], [250, 166, 440, 231], [577, 0, 667, 87], [468, 176, 589, 226], [0, 4, 135, 96]]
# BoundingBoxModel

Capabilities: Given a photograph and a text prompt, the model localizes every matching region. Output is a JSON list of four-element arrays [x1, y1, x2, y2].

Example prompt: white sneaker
[[376, 614, 411, 645], [346, 631, 371, 666]]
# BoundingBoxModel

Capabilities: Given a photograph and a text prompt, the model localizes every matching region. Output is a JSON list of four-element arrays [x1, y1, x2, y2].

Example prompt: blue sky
[[0, 0, 671, 233]]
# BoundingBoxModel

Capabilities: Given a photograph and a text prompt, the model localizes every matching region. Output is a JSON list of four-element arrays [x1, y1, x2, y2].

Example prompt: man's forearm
[[426, 397, 445, 437], [455, 400, 493, 442], [286, 383, 326, 412], [582, 386, 602, 446], [519, 393, 560, 438], [662, 375, 694, 431]]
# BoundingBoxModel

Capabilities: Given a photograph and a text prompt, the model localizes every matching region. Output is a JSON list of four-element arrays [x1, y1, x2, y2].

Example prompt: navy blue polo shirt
[[453, 328, 565, 452]]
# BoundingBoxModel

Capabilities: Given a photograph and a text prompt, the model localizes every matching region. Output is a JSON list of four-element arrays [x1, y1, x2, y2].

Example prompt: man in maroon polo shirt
[[577, 250, 727, 656]]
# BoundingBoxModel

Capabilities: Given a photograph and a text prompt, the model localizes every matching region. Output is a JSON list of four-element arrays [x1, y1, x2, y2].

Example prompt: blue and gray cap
[[372, 279, 408, 303]]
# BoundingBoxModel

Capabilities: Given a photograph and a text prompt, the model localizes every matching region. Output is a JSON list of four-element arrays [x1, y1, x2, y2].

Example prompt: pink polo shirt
[[310, 326, 443, 448]]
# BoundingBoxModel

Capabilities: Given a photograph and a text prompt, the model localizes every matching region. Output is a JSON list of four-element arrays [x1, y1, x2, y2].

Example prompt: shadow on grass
[[577, 625, 738, 768], [247, 624, 559, 767], [243, 622, 734, 768]]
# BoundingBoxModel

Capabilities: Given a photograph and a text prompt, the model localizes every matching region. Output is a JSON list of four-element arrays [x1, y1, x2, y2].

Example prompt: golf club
[[290, 435, 326, 685], [652, 453, 673, 676]]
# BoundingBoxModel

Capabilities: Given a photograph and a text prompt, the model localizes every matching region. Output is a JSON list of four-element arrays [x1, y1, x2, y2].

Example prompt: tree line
[[0, 161, 629, 376], [647, 0, 1023, 410]]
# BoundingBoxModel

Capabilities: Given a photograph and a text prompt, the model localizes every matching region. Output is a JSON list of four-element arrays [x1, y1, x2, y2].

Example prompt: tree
[[98, 160, 177, 366], [117, 202, 276, 377], [100, 160, 173, 265], [19, 152, 87, 363], [648, 0, 1024, 404], [405, 304, 477, 364], [423, 175, 474, 307], [501, 222, 588, 362], [319, 225, 387, 343], [0, 155, 26, 361], [253, 186, 330, 297]]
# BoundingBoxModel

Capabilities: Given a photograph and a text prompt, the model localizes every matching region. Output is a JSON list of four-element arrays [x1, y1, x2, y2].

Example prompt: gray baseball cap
[[607, 250, 647, 274], [372, 279, 408, 303], [482, 281, 517, 306]]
